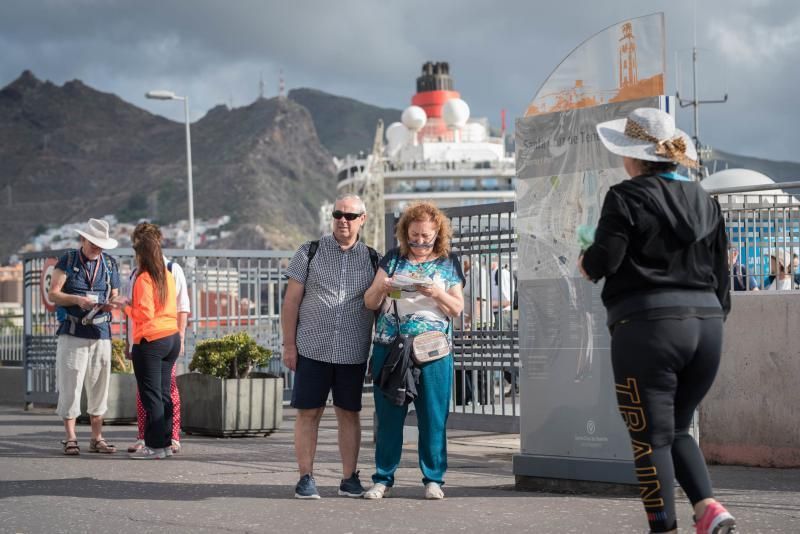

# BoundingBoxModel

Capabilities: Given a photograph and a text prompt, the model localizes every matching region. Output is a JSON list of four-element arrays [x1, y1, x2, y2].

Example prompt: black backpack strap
[[300, 240, 319, 300], [167, 261, 174, 273], [386, 247, 400, 277], [367, 246, 379, 273], [305, 240, 319, 281]]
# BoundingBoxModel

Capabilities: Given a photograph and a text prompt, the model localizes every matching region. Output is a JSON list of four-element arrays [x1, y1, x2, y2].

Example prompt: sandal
[[89, 438, 117, 454], [61, 439, 80, 456]]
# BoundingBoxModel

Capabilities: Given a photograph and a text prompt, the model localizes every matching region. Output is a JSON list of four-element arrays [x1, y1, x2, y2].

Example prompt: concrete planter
[[176, 373, 283, 437], [79, 372, 138, 424]]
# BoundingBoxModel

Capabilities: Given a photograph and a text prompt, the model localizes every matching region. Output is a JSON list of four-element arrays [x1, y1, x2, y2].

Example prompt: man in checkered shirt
[[281, 193, 379, 500]]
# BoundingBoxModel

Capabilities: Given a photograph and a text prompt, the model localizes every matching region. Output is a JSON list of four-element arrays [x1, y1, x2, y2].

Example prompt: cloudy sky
[[1, 0, 798, 162]]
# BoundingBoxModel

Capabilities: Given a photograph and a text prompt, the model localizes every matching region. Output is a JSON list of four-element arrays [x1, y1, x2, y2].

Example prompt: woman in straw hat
[[579, 108, 735, 534]]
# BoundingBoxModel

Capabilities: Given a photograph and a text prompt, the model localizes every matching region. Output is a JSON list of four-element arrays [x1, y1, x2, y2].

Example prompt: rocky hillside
[[707, 148, 800, 185], [0, 71, 335, 259], [289, 88, 402, 158]]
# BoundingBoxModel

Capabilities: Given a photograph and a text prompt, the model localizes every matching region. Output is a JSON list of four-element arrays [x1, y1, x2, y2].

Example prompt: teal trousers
[[371, 343, 453, 486]]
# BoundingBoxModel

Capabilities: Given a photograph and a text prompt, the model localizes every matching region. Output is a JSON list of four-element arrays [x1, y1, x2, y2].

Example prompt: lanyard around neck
[[79, 251, 102, 290]]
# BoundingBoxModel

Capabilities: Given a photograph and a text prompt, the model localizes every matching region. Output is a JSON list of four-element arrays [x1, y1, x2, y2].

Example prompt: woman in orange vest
[[113, 230, 179, 459]]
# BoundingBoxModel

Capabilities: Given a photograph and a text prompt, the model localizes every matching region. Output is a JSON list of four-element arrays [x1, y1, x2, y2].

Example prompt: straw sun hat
[[596, 108, 698, 168], [75, 218, 118, 250]]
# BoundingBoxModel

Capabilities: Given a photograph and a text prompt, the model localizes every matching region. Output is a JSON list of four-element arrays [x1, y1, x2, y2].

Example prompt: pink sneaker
[[695, 501, 736, 534]]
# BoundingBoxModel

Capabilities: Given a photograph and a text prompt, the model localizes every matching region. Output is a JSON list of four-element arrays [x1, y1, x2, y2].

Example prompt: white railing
[[710, 181, 800, 292], [0, 324, 24, 364]]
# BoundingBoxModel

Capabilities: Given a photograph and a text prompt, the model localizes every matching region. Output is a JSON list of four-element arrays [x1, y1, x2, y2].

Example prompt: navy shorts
[[290, 355, 367, 412]]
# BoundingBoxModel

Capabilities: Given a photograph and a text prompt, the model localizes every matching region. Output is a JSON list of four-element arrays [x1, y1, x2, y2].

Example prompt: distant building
[[0, 264, 22, 304]]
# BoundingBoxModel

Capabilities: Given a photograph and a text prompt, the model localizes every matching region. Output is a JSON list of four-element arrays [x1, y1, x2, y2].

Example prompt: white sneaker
[[363, 483, 391, 499], [129, 446, 166, 460], [425, 482, 444, 500], [127, 439, 145, 453]]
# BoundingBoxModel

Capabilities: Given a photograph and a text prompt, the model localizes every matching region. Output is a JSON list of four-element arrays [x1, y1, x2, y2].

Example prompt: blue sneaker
[[338, 470, 365, 497], [294, 473, 320, 499]]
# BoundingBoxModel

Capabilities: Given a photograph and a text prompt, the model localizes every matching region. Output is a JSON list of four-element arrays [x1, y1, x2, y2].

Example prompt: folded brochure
[[391, 273, 434, 288]]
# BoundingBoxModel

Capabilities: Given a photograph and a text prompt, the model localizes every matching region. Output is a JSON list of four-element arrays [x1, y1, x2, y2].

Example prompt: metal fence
[[709, 182, 800, 292], [21, 187, 794, 425], [22, 249, 294, 405], [385, 201, 519, 432], [0, 318, 24, 365]]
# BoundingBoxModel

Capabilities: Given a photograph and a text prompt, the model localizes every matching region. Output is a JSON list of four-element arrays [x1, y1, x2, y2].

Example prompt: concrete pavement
[[0, 403, 798, 533]]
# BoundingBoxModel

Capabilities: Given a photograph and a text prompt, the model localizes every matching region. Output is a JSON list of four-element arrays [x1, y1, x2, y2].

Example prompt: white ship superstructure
[[335, 61, 515, 249]]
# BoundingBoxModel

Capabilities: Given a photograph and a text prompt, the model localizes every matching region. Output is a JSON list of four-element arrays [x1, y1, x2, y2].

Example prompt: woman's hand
[[578, 254, 591, 281], [414, 283, 441, 298], [383, 277, 396, 295], [109, 295, 129, 309]]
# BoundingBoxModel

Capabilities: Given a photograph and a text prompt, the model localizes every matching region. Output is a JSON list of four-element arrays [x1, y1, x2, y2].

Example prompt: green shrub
[[111, 339, 133, 374], [189, 332, 272, 379]]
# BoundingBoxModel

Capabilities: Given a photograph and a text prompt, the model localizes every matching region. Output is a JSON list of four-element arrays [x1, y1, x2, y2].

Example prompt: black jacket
[[376, 336, 420, 406], [582, 173, 730, 326]]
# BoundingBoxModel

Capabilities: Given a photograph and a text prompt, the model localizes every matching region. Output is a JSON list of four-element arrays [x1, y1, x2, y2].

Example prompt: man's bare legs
[[63, 418, 77, 441], [294, 407, 324, 475], [334, 406, 360, 478]]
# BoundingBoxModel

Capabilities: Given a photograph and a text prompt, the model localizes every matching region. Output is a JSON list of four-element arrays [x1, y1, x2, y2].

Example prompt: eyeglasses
[[332, 211, 363, 221]]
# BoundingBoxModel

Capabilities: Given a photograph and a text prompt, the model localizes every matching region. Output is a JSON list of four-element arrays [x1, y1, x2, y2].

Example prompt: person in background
[[112, 227, 180, 460], [793, 254, 800, 287], [126, 223, 191, 455], [728, 243, 759, 291], [48, 218, 121, 456], [764, 248, 796, 290], [579, 108, 734, 534], [462, 256, 489, 329], [364, 201, 464, 500], [490, 262, 512, 330], [281, 193, 379, 499]]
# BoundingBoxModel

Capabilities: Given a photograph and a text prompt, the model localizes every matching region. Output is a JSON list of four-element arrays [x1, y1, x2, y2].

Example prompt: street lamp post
[[145, 90, 196, 249]]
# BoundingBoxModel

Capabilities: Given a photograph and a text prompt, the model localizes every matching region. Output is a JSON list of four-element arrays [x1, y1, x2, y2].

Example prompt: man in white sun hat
[[48, 218, 121, 456], [578, 108, 735, 534]]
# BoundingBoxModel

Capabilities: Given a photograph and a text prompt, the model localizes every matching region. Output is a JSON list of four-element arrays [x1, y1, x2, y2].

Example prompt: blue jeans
[[371, 343, 453, 486]]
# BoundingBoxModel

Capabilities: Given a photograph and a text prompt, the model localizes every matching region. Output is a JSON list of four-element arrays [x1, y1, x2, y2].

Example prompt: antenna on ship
[[676, 0, 727, 178]]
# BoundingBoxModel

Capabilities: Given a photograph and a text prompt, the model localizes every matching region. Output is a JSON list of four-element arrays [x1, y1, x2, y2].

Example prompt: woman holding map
[[363, 201, 464, 501], [578, 108, 734, 534]]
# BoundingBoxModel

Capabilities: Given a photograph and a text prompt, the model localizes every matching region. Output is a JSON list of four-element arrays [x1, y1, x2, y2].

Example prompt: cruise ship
[[331, 61, 516, 249]]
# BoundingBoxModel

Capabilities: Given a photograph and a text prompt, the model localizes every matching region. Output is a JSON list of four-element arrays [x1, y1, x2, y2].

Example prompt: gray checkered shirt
[[285, 234, 378, 364]]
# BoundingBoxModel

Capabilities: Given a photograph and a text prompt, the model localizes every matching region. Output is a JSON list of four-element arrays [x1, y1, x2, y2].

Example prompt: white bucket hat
[[596, 108, 698, 168], [75, 218, 118, 250], [769, 248, 792, 272]]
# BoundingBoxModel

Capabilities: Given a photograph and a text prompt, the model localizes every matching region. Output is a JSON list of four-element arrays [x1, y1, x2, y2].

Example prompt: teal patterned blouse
[[373, 249, 464, 345]]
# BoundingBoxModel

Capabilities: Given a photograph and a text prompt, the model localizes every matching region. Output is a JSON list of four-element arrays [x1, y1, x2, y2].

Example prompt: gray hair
[[335, 193, 366, 214]]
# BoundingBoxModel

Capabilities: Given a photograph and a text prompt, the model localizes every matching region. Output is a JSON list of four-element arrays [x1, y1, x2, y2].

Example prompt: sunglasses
[[332, 210, 363, 221]]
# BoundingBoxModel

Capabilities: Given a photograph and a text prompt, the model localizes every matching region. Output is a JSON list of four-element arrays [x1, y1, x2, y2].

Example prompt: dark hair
[[132, 222, 163, 246], [640, 160, 678, 175], [133, 231, 167, 308]]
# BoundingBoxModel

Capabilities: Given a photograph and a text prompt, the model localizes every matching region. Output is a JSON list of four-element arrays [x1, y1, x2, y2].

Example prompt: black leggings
[[132, 333, 181, 449], [611, 317, 723, 533]]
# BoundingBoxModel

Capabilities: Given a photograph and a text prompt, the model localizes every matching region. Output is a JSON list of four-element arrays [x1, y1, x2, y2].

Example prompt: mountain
[[289, 88, 402, 158], [706, 149, 800, 186], [0, 71, 335, 259]]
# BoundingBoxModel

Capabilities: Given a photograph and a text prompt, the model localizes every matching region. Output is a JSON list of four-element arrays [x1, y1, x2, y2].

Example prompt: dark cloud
[[0, 0, 797, 161]]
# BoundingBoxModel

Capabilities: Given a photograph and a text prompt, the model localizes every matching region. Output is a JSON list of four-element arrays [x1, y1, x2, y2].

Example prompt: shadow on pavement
[[0, 477, 552, 501]]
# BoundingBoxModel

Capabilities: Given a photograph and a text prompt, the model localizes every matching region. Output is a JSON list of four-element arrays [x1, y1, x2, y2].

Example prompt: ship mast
[[676, 0, 727, 178]]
